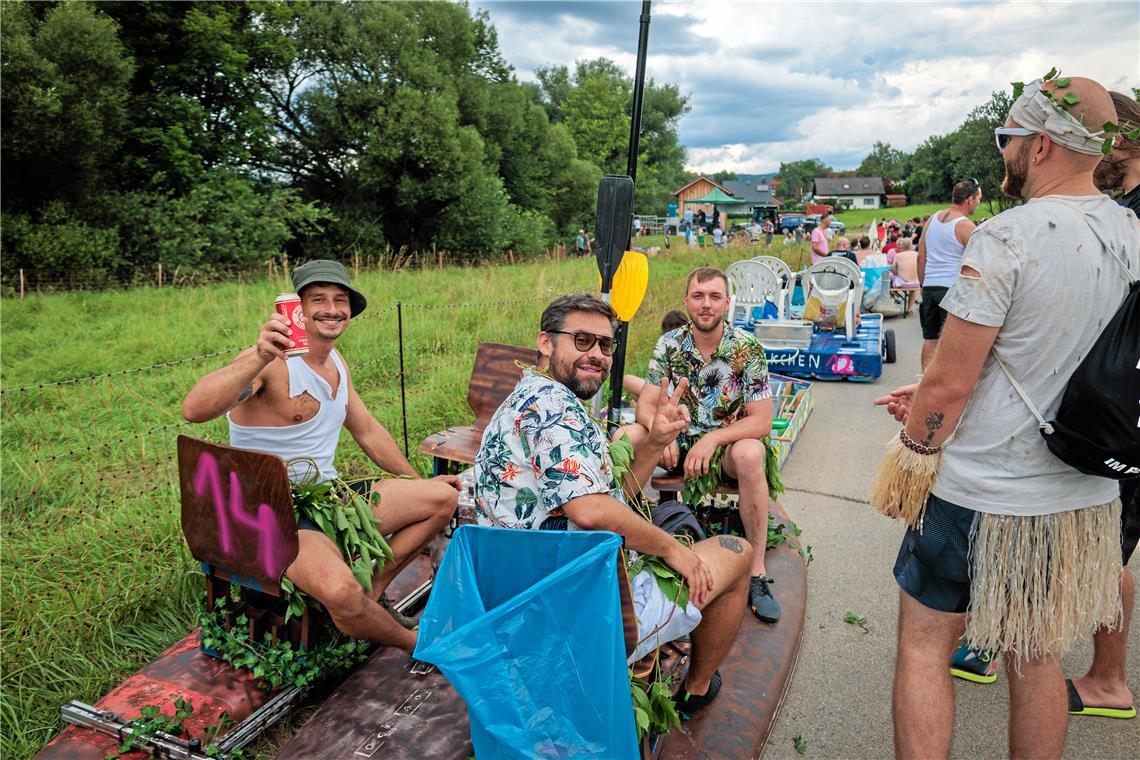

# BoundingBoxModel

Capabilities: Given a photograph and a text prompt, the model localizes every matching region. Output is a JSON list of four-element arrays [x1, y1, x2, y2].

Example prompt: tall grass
[[0, 241, 809, 756]]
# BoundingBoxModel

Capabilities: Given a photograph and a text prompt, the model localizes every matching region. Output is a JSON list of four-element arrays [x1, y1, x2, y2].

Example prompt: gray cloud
[[476, 0, 1139, 171]]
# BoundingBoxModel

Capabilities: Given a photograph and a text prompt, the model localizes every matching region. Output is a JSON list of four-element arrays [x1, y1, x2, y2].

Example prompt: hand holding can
[[256, 314, 293, 362]]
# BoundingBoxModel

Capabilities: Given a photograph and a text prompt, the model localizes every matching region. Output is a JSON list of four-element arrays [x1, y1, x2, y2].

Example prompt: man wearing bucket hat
[[871, 76, 1139, 757], [183, 260, 459, 653]]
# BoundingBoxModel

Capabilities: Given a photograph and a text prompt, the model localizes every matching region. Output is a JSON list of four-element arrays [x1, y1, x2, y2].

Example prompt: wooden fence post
[[157, 263, 163, 289], [508, 249, 515, 265], [19, 268, 25, 299]]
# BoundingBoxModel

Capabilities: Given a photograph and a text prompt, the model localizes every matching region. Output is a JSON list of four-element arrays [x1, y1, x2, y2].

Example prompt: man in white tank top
[[917, 179, 981, 367], [183, 260, 458, 654]]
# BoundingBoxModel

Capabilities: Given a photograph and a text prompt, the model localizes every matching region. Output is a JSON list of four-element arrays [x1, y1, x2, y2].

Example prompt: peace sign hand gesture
[[647, 377, 691, 450]]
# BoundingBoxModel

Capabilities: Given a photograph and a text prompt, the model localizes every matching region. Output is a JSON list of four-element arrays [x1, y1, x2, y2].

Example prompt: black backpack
[[995, 209, 1139, 480]]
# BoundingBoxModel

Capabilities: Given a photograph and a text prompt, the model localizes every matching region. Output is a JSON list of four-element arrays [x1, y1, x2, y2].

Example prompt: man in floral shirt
[[475, 294, 752, 716], [638, 267, 780, 623]]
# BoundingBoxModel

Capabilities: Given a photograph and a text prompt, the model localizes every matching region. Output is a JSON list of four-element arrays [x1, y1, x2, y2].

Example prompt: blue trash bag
[[414, 525, 638, 759]]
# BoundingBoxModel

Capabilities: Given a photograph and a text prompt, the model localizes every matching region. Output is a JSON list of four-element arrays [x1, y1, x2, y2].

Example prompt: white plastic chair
[[802, 258, 862, 339], [752, 256, 794, 319], [725, 260, 780, 325]]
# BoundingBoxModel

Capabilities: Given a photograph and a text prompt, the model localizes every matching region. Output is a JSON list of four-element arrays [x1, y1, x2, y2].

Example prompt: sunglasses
[[994, 127, 1038, 151], [547, 330, 616, 356], [966, 177, 980, 190]]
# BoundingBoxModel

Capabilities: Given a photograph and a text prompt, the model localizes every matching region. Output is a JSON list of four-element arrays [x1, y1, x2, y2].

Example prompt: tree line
[[771, 90, 1015, 214], [1, 1, 690, 280]]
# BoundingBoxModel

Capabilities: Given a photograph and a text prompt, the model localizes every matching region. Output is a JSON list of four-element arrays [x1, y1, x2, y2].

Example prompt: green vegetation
[[1, 1, 690, 283], [833, 203, 988, 230], [1, 245, 804, 757]]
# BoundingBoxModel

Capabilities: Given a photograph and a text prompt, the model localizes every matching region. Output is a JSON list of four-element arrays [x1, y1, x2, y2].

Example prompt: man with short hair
[[474, 295, 751, 715], [917, 179, 982, 368], [575, 229, 589, 257], [636, 268, 781, 623], [876, 76, 1139, 758], [810, 212, 831, 264], [182, 260, 459, 653], [762, 218, 775, 248]]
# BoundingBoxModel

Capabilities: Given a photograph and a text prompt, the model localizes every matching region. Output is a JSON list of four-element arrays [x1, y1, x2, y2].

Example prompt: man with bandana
[[873, 77, 1140, 757]]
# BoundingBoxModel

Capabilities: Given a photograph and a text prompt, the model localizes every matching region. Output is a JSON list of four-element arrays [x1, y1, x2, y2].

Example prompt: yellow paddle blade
[[605, 251, 649, 322]]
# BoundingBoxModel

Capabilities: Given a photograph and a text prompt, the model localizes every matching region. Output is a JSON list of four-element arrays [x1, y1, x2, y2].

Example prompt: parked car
[[777, 214, 805, 234], [803, 214, 845, 234]]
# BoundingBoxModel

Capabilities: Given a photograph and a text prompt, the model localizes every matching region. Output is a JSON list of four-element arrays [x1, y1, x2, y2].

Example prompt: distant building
[[722, 180, 779, 220], [672, 175, 731, 221], [812, 177, 886, 210]]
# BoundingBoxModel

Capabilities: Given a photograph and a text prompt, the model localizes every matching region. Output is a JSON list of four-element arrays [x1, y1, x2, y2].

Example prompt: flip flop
[[1066, 679, 1137, 719], [949, 644, 998, 684], [674, 670, 722, 720]]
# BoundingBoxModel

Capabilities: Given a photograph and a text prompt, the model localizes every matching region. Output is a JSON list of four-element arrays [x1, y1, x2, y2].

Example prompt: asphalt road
[[761, 314, 1140, 759]]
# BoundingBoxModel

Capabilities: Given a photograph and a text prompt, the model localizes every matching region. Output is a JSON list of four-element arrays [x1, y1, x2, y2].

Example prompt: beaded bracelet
[[899, 428, 941, 455]]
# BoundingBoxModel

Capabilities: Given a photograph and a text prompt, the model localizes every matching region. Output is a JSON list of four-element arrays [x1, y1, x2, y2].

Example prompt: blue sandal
[[950, 644, 997, 684]]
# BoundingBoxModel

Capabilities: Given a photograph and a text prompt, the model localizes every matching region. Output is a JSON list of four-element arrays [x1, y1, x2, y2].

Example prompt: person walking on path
[[1065, 89, 1140, 721], [872, 76, 1140, 758], [917, 179, 981, 368]]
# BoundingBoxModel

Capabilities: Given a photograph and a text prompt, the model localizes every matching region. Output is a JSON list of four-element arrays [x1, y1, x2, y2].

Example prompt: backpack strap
[[990, 352, 1054, 435]]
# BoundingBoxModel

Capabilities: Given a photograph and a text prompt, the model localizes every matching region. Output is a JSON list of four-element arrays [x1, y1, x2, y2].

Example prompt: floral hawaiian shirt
[[474, 370, 623, 530], [645, 322, 772, 437]]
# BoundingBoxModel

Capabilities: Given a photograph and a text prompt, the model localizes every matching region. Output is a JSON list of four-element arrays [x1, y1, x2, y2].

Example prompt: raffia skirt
[[965, 498, 1123, 662]]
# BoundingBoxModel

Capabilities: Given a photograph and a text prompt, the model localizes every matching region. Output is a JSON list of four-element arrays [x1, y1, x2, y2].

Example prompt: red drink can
[[275, 292, 309, 357]]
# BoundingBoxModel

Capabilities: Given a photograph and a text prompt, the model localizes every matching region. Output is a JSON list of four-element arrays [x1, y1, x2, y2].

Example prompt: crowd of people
[[177, 73, 1138, 757]]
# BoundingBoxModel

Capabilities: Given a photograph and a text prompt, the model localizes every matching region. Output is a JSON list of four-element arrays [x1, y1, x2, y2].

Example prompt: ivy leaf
[[1043, 66, 1058, 81], [1062, 92, 1080, 106], [793, 735, 808, 755], [1103, 122, 1120, 133], [1126, 128, 1140, 140], [1054, 77, 1072, 88], [1102, 140, 1114, 156], [1011, 81, 1025, 100]]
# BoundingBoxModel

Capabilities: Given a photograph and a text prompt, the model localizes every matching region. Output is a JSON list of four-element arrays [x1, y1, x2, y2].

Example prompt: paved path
[[761, 314, 1139, 759]]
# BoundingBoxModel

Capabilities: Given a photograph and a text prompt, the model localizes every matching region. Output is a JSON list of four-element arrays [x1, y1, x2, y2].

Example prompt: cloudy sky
[[474, 0, 1139, 174]]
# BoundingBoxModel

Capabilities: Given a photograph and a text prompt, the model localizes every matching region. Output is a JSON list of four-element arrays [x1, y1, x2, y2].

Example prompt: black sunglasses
[[547, 330, 616, 356], [967, 177, 980, 190]]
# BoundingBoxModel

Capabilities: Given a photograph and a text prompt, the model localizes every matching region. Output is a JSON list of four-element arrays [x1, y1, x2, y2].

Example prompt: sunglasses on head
[[547, 330, 616, 356], [966, 177, 980, 190], [994, 127, 1038, 151]]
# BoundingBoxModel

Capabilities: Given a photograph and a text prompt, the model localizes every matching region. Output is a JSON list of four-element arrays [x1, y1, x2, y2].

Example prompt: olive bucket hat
[[291, 260, 368, 317]]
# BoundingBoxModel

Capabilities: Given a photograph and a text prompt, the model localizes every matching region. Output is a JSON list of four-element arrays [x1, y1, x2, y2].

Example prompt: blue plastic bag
[[414, 525, 637, 759]]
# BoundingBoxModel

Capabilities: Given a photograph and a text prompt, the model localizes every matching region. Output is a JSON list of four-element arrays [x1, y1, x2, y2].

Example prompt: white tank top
[[228, 351, 348, 483], [923, 209, 970, 287]]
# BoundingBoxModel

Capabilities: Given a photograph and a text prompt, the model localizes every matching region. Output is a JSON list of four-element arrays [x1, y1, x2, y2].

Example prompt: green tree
[[906, 134, 955, 203], [712, 169, 738, 184], [856, 141, 910, 182], [949, 90, 1015, 214], [776, 159, 830, 201], [1, 1, 133, 212]]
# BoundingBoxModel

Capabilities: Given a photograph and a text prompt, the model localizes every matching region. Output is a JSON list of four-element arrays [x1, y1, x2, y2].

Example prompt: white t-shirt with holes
[[933, 194, 1139, 516]]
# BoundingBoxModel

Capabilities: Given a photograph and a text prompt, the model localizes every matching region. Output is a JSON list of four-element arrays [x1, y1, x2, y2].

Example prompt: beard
[[549, 351, 608, 400], [1001, 142, 1032, 200], [1094, 156, 1126, 193], [689, 310, 723, 333]]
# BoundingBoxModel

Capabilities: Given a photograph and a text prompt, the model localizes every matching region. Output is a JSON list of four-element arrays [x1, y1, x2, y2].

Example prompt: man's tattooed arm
[[922, 411, 945, 445], [236, 384, 254, 403]]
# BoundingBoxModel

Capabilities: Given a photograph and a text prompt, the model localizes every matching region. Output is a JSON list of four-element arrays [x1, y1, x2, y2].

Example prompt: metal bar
[[212, 687, 304, 753], [396, 301, 409, 457], [61, 701, 209, 760]]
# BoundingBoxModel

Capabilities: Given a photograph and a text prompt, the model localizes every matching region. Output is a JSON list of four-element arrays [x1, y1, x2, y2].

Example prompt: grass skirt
[[966, 499, 1123, 662]]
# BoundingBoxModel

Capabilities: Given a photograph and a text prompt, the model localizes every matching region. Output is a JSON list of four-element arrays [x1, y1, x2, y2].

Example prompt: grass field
[[0, 239, 813, 757], [834, 202, 989, 229]]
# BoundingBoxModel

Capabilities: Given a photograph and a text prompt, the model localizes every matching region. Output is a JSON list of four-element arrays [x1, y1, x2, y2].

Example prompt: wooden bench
[[889, 285, 920, 317], [418, 342, 538, 475]]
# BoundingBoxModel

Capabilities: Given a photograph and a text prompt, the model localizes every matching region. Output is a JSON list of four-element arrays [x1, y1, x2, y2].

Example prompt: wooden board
[[277, 650, 473, 759], [37, 555, 435, 759], [36, 633, 279, 759]]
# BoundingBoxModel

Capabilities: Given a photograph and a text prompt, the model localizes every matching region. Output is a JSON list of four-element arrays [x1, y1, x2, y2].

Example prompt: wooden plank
[[467, 343, 536, 428], [177, 436, 298, 594]]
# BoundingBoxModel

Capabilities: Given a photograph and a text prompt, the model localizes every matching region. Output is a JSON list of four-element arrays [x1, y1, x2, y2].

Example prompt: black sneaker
[[379, 594, 418, 630], [749, 576, 780, 623]]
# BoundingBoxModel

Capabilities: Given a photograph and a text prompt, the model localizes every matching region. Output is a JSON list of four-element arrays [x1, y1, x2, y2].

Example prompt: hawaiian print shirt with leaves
[[645, 322, 772, 438], [474, 370, 623, 530]]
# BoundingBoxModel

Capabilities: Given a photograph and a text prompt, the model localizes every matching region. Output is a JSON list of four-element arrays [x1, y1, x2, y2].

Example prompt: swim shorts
[[919, 286, 950, 340], [893, 494, 976, 613]]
